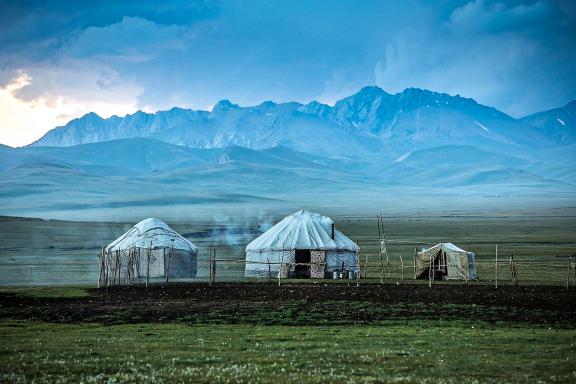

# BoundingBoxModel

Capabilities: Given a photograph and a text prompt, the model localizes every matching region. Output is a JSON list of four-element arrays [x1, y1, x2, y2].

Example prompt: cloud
[[448, 0, 551, 33], [0, 69, 142, 147], [65, 17, 192, 62], [0, 0, 575, 145], [0, 0, 216, 51], [373, 0, 576, 116]]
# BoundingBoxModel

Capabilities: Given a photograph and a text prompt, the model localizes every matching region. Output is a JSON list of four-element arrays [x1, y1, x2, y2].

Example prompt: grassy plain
[[1, 212, 575, 286], [1, 283, 576, 383], [1, 320, 575, 384], [1, 212, 575, 382]]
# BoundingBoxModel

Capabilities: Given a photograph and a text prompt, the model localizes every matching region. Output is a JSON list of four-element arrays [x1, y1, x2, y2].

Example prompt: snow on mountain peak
[[29, 86, 567, 150], [212, 99, 239, 113]]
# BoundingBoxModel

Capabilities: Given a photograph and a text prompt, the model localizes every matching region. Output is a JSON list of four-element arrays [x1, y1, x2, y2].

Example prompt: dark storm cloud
[[0, 0, 217, 65], [0, 0, 574, 117]]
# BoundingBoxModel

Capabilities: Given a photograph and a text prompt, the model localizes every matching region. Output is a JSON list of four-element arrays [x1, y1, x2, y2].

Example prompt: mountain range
[[2, 86, 575, 219], [30, 86, 575, 153]]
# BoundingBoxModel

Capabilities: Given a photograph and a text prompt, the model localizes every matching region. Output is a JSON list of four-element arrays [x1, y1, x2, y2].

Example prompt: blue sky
[[0, 0, 575, 146]]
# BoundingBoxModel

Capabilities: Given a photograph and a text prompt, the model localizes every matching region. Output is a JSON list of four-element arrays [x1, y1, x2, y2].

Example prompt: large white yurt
[[101, 218, 198, 286], [245, 210, 359, 278], [415, 243, 476, 280]]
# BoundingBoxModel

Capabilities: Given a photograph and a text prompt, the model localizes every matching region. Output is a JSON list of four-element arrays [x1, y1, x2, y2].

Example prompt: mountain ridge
[[29, 86, 574, 154]]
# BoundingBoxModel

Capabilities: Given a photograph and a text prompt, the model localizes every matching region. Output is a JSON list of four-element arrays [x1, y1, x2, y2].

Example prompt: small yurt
[[415, 243, 476, 280], [245, 210, 359, 278], [100, 218, 198, 286]]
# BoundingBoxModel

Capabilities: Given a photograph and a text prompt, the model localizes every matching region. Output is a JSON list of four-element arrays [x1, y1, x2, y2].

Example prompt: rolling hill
[[1, 86, 574, 218]]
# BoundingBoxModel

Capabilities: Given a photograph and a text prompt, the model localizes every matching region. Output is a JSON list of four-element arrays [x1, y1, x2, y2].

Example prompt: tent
[[100, 218, 198, 286], [245, 210, 359, 278], [415, 243, 476, 280]]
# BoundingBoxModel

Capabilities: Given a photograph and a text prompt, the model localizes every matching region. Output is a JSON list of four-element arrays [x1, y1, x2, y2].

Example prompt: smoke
[[257, 214, 273, 233], [211, 214, 254, 246], [210, 211, 275, 246]]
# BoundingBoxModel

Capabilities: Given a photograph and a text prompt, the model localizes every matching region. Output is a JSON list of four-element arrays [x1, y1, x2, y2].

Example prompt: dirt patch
[[1, 283, 575, 326]]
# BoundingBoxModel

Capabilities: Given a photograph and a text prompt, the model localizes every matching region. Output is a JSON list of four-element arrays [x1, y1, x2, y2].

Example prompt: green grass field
[[1, 285, 576, 383], [1, 320, 575, 383], [1, 213, 575, 382]]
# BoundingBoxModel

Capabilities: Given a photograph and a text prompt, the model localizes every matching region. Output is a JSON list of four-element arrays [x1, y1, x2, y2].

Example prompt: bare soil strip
[[2, 283, 575, 326]]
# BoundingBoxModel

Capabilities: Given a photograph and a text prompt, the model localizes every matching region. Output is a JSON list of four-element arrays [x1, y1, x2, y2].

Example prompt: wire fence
[[98, 240, 576, 288]]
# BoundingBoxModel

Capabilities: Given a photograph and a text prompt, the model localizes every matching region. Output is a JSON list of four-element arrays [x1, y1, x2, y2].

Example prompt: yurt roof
[[418, 242, 467, 255], [106, 218, 197, 253], [246, 210, 358, 252]]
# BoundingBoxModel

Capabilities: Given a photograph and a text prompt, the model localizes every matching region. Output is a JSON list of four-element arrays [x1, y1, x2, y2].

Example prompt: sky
[[0, 0, 575, 147]]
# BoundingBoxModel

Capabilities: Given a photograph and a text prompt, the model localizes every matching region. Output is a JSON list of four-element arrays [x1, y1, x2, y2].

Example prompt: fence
[[355, 240, 576, 287], [98, 241, 576, 288]]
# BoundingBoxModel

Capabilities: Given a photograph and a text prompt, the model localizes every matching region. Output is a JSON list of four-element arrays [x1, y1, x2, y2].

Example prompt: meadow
[[1, 284, 575, 383], [1, 211, 575, 286], [1, 212, 575, 383]]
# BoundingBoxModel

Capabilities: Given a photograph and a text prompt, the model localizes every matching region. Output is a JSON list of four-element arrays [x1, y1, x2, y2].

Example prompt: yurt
[[245, 210, 359, 278], [100, 218, 198, 286], [415, 243, 476, 280]]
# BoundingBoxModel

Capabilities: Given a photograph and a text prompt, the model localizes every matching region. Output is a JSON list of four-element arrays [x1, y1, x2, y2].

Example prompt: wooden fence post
[[573, 257, 576, 287], [278, 250, 284, 287], [428, 252, 432, 288], [379, 241, 384, 284], [400, 253, 404, 284], [567, 258, 571, 289], [413, 248, 417, 279], [267, 258, 271, 282], [165, 247, 173, 284], [495, 244, 498, 288], [104, 250, 109, 287], [465, 252, 469, 286], [97, 245, 104, 288], [210, 247, 216, 286], [115, 250, 120, 286], [356, 248, 361, 287], [364, 244, 368, 280], [209, 248, 213, 286], [146, 243, 151, 287], [510, 254, 517, 286]]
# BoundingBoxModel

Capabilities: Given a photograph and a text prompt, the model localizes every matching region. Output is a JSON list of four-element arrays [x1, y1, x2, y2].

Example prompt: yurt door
[[294, 249, 311, 278]]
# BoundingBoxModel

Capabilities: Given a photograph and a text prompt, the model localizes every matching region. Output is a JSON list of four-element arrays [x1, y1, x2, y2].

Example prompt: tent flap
[[415, 243, 476, 280]]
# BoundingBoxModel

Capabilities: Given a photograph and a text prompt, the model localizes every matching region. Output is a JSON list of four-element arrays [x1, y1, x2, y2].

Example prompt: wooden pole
[[510, 253, 517, 286], [465, 251, 469, 286], [104, 250, 109, 287], [137, 248, 141, 279], [413, 248, 417, 279], [97, 245, 104, 288], [400, 253, 404, 284], [213, 248, 217, 285], [567, 256, 575, 288], [567, 258, 571, 289], [385, 242, 390, 279], [126, 249, 130, 286], [279, 250, 284, 286], [115, 250, 120, 286], [572, 257, 576, 287], [208, 244, 212, 286], [267, 258, 271, 282], [495, 244, 498, 288], [146, 243, 151, 287], [509, 254, 513, 285], [356, 248, 361, 287], [363, 242, 368, 280], [112, 251, 116, 286], [125, 250, 130, 285], [428, 251, 432, 288], [165, 247, 173, 284]]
